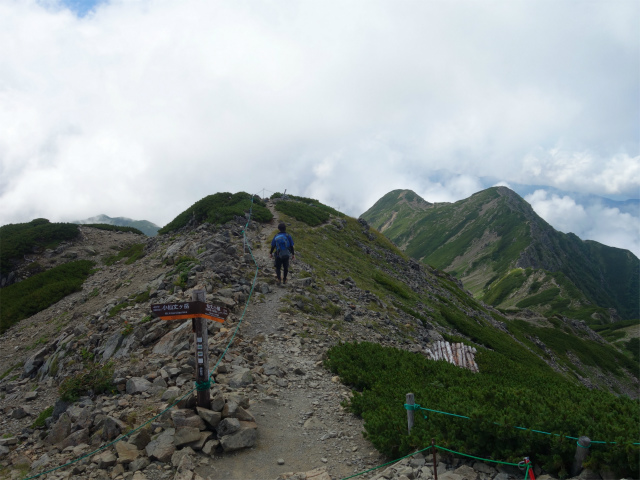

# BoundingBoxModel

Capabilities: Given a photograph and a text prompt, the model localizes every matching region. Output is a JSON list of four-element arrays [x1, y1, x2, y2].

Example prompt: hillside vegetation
[[158, 192, 272, 234], [272, 199, 638, 476], [0, 219, 80, 276], [361, 187, 639, 322], [82, 224, 145, 235], [0, 192, 636, 478], [326, 342, 639, 478], [271, 192, 345, 226], [74, 214, 159, 236], [0, 260, 95, 334]]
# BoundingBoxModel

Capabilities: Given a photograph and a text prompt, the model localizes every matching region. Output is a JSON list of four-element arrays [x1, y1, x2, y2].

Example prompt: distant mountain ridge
[[73, 214, 159, 236], [362, 187, 640, 322]]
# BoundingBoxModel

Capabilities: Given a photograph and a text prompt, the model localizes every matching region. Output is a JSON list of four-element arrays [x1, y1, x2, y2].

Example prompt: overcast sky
[[1, 0, 638, 256]]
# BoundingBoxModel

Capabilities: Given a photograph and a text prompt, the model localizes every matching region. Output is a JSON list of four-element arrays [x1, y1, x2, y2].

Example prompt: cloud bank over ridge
[[0, 0, 637, 255]]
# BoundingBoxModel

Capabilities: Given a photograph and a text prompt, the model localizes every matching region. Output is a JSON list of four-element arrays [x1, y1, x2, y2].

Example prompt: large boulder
[[152, 322, 191, 356], [171, 409, 206, 430], [196, 407, 222, 429], [101, 332, 124, 361], [59, 429, 90, 450], [174, 427, 202, 447], [46, 413, 71, 445], [146, 428, 176, 463], [102, 416, 127, 441], [219, 424, 257, 452], [126, 377, 152, 395], [23, 346, 52, 377], [115, 441, 140, 464]]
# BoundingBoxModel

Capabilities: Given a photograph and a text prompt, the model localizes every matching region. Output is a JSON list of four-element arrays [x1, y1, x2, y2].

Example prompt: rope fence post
[[432, 438, 438, 480], [571, 436, 591, 476], [406, 393, 414, 434]]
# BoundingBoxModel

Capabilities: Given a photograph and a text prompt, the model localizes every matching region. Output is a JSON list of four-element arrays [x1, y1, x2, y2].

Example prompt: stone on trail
[[115, 441, 140, 464], [162, 386, 181, 402], [438, 472, 463, 480], [171, 446, 196, 468], [196, 406, 222, 428], [129, 457, 151, 472], [102, 415, 127, 440], [128, 428, 152, 450], [126, 377, 153, 395], [217, 417, 240, 436], [219, 426, 257, 452], [59, 428, 89, 450], [171, 409, 206, 430], [277, 467, 332, 480], [146, 428, 176, 462], [46, 413, 71, 445], [93, 451, 117, 469], [173, 426, 202, 447], [454, 465, 478, 480]]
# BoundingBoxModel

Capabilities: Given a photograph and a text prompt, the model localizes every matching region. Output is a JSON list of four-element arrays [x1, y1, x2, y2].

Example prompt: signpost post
[[150, 292, 230, 409], [191, 290, 209, 409]]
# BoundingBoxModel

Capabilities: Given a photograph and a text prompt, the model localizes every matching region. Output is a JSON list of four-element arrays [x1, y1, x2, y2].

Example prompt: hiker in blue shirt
[[270, 222, 295, 285]]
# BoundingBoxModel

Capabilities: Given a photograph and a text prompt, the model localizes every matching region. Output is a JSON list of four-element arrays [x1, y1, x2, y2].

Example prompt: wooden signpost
[[151, 290, 229, 408]]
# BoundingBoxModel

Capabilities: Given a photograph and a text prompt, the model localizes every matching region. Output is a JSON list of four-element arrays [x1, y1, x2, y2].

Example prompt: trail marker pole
[[571, 436, 591, 476], [406, 393, 414, 434], [151, 295, 229, 410], [192, 289, 210, 409]]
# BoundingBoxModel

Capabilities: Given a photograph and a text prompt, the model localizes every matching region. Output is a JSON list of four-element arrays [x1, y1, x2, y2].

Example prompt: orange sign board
[[151, 301, 229, 323]]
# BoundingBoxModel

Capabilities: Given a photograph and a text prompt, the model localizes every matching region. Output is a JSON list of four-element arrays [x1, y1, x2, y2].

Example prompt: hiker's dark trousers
[[275, 256, 290, 281]]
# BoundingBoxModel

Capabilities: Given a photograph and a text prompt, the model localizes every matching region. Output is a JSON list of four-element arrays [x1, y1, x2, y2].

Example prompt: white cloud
[[521, 150, 640, 196], [0, 0, 637, 239], [525, 190, 640, 257]]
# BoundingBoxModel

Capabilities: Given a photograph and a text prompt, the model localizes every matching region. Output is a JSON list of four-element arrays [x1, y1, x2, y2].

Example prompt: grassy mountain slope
[[159, 192, 272, 234], [0, 219, 80, 276], [362, 187, 639, 322], [273, 199, 638, 476], [74, 214, 159, 236], [276, 202, 638, 386]]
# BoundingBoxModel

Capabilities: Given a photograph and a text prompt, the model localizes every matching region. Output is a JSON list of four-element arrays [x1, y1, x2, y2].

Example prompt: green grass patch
[[483, 269, 527, 305], [326, 341, 640, 477], [373, 273, 411, 299], [274, 200, 331, 226], [31, 406, 54, 428], [0, 260, 95, 333], [159, 192, 272, 234], [103, 243, 145, 266], [508, 320, 637, 378], [625, 338, 639, 363], [83, 224, 144, 235], [0, 362, 22, 381], [58, 361, 116, 401], [0, 219, 80, 275], [515, 287, 561, 309]]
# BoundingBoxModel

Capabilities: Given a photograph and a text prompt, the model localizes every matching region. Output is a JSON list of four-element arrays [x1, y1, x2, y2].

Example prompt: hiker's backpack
[[274, 233, 291, 259]]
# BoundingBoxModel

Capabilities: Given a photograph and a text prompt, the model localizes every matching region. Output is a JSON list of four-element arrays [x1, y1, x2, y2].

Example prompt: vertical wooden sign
[[192, 289, 210, 409]]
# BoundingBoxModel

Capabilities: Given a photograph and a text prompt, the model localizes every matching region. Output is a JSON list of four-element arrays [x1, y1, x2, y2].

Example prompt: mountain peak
[[363, 187, 639, 321]]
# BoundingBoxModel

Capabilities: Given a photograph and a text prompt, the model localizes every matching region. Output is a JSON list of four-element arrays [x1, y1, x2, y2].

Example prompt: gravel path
[[195, 212, 385, 480]]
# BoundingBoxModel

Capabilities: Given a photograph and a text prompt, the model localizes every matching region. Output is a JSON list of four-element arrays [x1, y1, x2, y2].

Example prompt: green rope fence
[[404, 402, 640, 446], [339, 443, 533, 480], [22, 195, 263, 480]]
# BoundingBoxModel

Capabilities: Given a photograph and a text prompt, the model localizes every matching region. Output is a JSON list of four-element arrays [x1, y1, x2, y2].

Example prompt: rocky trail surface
[[193, 218, 385, 480]]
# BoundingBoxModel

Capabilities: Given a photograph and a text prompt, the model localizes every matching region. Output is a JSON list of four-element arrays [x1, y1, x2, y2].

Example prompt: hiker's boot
[[283, 277, 287, 285], [276, 276, 281, 285]]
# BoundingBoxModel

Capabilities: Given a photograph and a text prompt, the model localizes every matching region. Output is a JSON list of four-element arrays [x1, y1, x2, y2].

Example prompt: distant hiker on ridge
[[270, 222, 295, 285]]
